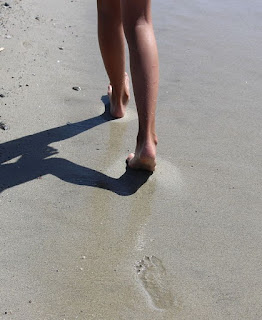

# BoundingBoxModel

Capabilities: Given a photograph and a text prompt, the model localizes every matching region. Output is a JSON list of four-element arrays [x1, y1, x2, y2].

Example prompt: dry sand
[[0, 0, 262, 319]]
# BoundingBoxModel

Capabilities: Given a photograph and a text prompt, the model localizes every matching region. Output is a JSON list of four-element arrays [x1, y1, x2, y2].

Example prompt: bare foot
[[127, 135, 157, 172], [108, 72, 130, 118]]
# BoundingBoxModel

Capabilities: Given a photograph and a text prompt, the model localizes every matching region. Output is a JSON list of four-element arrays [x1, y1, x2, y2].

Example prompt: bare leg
[[97, 0, 129, 118], [122, 0, 159, 171]]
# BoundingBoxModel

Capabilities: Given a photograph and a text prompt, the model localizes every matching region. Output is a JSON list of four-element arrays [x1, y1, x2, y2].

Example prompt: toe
[[126, 153, 135, 167]]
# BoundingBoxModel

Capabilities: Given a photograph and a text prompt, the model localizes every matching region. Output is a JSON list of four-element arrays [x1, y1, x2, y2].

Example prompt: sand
[[1, 0, 262, 319]]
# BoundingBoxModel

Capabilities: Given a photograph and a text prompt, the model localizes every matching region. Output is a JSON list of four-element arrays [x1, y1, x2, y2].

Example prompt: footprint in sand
[[135, 256, 174, 310], [22, 41, 33, 49]]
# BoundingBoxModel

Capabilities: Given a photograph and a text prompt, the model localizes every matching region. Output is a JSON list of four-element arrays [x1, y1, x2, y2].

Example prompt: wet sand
[[1, 0, 262, 319]]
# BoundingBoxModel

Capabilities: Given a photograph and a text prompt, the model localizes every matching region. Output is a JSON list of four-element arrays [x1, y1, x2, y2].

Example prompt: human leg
[[122, 0, 159, 171], [97, 0, 129, 118]]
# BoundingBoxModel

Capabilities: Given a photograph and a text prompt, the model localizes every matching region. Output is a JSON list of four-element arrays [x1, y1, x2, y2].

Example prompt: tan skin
[[97, 0, 159, 171]]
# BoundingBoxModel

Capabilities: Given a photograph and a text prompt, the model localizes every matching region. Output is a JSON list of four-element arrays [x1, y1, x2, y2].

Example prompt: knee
[[123, 18, 150, 45], [122, 0, 152, 40]]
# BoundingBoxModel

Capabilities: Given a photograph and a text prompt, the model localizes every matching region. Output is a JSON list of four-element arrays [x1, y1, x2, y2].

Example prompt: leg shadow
[[48, 158, 152, 196], [0, 102, 151, 196]]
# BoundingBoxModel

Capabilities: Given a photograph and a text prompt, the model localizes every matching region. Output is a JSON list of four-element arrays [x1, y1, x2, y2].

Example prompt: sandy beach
[[1, 0, 262, 319]]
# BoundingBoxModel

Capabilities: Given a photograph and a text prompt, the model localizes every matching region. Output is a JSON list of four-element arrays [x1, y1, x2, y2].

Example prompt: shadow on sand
[[0, 99, 151, 196]]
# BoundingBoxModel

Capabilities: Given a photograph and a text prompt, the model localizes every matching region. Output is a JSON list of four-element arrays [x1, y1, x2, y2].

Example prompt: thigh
[[121, 0, 152, 25], [97, 0, 121, 17]]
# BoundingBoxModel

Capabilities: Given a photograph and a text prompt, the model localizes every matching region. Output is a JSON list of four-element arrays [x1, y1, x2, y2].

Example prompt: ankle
[[137, 131, 158, 146], [111, 86, 129, 104], [136, 132, 157, 159]]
